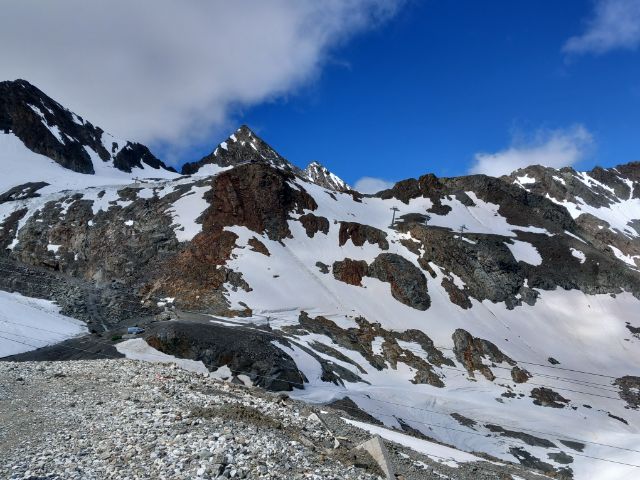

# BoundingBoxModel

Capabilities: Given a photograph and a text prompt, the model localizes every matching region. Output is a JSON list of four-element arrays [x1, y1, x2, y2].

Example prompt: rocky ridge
[[0, 79, 175, 175]]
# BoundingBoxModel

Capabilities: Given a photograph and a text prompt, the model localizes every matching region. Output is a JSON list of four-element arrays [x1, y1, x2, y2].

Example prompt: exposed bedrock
[[298, 213, 330, 238], [338, 222, 389, 250], [284, 312, 452, 387], [451, 328, 518, 381], [143, 321, 305, 391], [332, 253, 430, 310], [614, 376, 640, 409]]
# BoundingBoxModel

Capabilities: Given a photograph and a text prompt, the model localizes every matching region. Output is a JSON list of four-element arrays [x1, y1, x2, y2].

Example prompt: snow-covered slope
[[0, 79, 177, 199], [1, 91, 639, 479], [0, 290, 87, 356], [303, 161, 350, 192]]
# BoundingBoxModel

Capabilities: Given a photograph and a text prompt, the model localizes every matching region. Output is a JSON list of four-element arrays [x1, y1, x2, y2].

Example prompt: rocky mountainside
[[181, 125, 350, 192], [0, 79, 175, 176], [1, 82, 640, 479]]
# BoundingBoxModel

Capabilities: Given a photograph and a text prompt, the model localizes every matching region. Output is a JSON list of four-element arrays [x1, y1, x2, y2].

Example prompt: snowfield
[[0, 291, 87, 357]]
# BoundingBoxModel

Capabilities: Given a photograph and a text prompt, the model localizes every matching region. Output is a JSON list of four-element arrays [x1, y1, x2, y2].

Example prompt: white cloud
[[469, 125, 594, 177], [563, 0, 640, 55], [353, 176, 395, 193], [0, 0, 402, 153]]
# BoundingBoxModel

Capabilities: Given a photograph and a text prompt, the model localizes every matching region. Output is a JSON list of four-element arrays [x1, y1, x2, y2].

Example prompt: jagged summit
[[0, 79, 175, 176], [181, 125, 297, 175], [181, 125, 350, 192], [303, 161, 350, 192]]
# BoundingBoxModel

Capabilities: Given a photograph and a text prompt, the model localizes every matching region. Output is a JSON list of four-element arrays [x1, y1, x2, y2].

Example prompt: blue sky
[[3, 1, 639, 191], [201, 0, 640, 189]]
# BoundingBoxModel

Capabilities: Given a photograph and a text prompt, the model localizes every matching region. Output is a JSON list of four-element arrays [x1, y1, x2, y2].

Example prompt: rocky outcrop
[[452, 329, 515, 381], [367, 253, 430, 310], [299, 213, 330, 238], [202, 163, 317, 241], [248, 237, 270, 256], [333, 258, 368, 286], [0, 182, 48, 203], [144, 321, 304, 391], [286, 313, 451, 387], [332, 254, 430, 310], [614, 376, 640, 409], [339, 222, 389, 250], [530, 387, 570, 408]]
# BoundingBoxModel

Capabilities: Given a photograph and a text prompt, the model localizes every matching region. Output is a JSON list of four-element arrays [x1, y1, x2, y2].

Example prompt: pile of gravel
[[0, 359, 549, 479]]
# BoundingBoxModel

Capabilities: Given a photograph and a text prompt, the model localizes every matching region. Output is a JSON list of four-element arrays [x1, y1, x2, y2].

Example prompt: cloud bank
[[353, 177, 395, 193], [469, 125, 594, 177], [0, 0, 402, 151], [564, 0, 640, 55]]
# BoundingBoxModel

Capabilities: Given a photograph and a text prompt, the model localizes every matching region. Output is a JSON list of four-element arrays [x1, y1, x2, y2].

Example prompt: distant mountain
[[1, 79, 640, 479], [181, 125, 350, 192], [0, 79, 177, 198], [304, 161, 350, 192], [181, 125, 295, 175]]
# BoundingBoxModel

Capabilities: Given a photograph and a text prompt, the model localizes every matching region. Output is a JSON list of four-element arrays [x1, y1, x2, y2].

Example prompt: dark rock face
[[452, 329, 515, 381], [112, 142, 176, 173], [158, 164, 318, 310], [298, 213, 330, 238], [285, 312, 450, 387], [202, 163, 317, 242], [302, 161, 350, 192], [332, 258, 368, 286], [338, 222, 389, 250], [511, 366, 531, 383], [367, 253, 430, 310], [248, 237, 270, 256], [530, 387, 570, 408], [143, 321, 305, 391], [0, 182, 48, 204], [395, 216, 640, 309], [182, 125, 299, 175], [0, 79, 172, 175], [509, 447, 573, 479], [332, 253, 430, 310], [503, 163, 640, 266], [614, 376, 640, 409], [485, 424, 556, 448], [0, 257, 155, 332]]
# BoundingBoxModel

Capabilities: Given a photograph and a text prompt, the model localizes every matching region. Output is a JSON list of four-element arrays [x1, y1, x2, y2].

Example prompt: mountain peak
[[0, 78, 175, 176], [303, 161, 350, 192], [181, 125, 296, 175]]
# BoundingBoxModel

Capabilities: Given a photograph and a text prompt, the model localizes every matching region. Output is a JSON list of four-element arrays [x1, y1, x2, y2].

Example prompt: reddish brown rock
[[333, 258, 368, 286], [298, 213, 330, 238], [339, 222, 389, 250], [248, 237, 270, 256]]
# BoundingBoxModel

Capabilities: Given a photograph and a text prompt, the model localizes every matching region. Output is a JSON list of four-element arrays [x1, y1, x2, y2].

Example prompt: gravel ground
[[0, 359, 548, 479]]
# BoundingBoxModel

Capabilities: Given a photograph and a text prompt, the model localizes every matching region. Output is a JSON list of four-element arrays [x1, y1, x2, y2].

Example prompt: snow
[[0, 132, 178, 197], [115, 338, 210, 375], [189, 163, 232, 177], [570, 248, 586, 264], [0, 291, 87, 357], [47, 244, 61, 253], [516, 175, 536, 185], [609, 245, 639, 267], [551, 194, 640, 239], [167, 185, 210, 242], [124, 220, 134, 226], [505, 240, 543, 265], [343, 418, 484, 467], [216, 178, 640, 479]]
